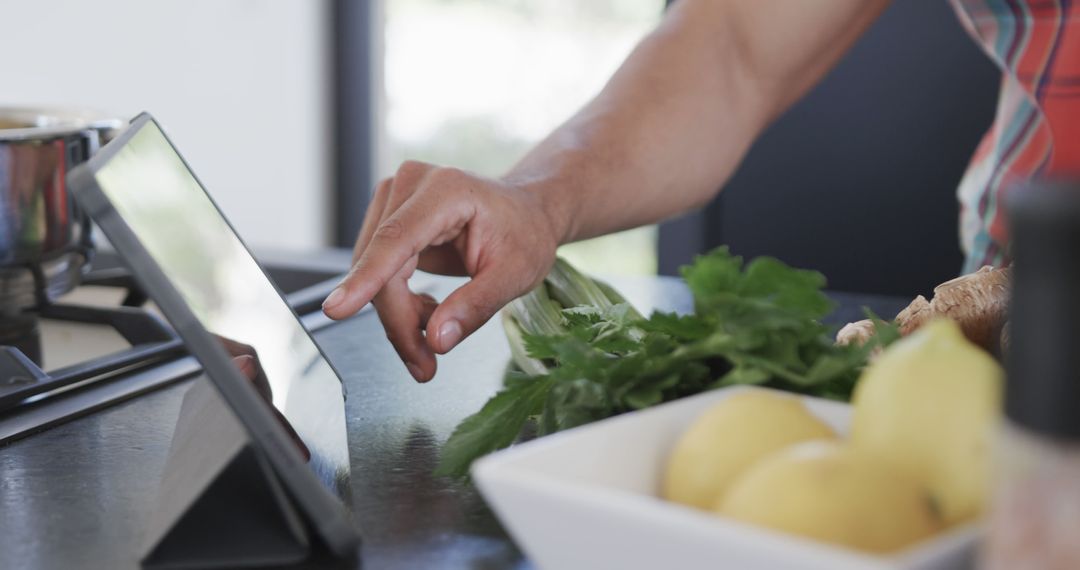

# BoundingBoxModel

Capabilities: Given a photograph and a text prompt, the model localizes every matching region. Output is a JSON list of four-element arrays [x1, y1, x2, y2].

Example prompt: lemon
[[850, 319, 1003, 525], [719, 441, 942, 553], [662, 390, 835, 509]]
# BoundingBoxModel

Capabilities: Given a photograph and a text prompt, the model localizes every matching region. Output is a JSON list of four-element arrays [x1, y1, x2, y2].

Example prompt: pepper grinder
[[980, 180, 1080, 569]]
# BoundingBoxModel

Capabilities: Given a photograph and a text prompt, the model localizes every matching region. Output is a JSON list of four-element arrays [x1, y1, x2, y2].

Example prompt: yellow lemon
[[850, 319, 1003, 525], [719, 441, 942, 553], [662, 390, 835, 509]]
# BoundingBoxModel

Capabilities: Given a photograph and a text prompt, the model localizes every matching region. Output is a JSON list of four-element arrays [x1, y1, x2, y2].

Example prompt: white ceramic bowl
[[472, 385, 979, 570]]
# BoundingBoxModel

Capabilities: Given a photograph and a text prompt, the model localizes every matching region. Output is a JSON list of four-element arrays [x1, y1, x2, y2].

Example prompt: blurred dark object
[[982, 178, 1080, 570], [1003, 178, 1080, 439], [659, 1, 1000, 297]]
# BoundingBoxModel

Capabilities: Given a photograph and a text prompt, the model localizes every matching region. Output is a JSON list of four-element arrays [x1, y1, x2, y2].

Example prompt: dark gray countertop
[[0, 275, 909, 570]]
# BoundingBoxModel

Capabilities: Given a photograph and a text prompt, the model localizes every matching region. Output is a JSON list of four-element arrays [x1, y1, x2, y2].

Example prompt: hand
[[321, 160, 561, 382], [216, 336, 272, 400], [217, 335, 312, 461]]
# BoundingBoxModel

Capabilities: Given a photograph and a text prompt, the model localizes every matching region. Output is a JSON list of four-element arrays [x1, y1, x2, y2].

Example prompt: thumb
[[426, 271, 526, 354]]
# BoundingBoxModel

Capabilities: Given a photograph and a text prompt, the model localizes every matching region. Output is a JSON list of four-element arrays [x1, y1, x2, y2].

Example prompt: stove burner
[[0, 269, 184, 414], [0, 313, 40, 364], [0, 249, 89, 315]]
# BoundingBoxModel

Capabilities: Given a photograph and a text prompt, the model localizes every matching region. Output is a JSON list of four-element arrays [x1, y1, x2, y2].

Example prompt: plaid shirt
[[951, 0, 1080, 271]]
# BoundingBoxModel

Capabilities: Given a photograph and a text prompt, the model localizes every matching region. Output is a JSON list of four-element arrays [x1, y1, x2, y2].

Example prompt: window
[[380, 0, 663, 275]]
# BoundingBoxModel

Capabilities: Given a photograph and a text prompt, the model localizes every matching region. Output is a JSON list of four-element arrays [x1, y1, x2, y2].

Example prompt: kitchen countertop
[[0, 274, 910, 570]]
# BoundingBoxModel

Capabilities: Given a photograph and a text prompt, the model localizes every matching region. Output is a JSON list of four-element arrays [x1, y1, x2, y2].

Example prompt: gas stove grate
[[0, 249, 351, 444], [0, 267, 183, 414], [0, 304, 184, 412]]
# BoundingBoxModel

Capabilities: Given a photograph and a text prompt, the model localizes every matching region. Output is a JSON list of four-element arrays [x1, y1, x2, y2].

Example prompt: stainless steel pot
[[0, 108, 124, 313]]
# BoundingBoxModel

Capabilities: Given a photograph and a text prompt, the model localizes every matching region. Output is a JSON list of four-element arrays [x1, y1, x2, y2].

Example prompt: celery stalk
[[544, 258, 613, 310], [501, 256, 643, 376], [501, 311, 550, 376]]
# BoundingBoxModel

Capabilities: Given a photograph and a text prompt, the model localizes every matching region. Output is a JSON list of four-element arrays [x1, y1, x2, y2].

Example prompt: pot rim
[[0, 106, 125, 141]]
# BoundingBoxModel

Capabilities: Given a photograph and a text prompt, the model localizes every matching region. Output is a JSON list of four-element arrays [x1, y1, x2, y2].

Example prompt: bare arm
[[324, 0, 891, 382], [513, 0, 891, 243]]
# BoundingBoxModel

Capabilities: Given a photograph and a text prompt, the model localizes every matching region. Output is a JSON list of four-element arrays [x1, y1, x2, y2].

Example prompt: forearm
[[505, 0, 890, 244], [333, 0, 889, 370]]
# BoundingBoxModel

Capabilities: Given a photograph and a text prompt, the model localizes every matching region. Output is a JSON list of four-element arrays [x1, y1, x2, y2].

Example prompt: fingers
[[235, 354, 257, 378], [325, 159, 559, 383], [216, 335, 256, 359], [352, 161, 440, 264], [217, 336, 273, 400], [418, 243, 469, 276], [233, 354, 273, 402], [233, 354, 308, 460], [373, 271, 439, 382], [324, 190, 470, 320], [352, 177, 392, 263], [426, 268, 527, 354], [417, 292, 438, 329]]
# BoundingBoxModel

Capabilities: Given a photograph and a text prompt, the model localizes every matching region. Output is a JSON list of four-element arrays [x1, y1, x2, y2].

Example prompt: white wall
[[1, 0, 331, 251]]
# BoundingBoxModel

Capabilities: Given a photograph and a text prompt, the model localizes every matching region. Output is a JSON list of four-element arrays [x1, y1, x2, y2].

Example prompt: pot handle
[[82, 118, 126, 155]]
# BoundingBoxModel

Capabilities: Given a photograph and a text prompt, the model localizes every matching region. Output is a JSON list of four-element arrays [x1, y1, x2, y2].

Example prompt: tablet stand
[[140, 378, 311, 569]]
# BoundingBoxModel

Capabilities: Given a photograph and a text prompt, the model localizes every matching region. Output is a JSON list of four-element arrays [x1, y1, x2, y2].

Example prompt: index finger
[[322, 193, 470, 320], [352, 177, 392, 263]]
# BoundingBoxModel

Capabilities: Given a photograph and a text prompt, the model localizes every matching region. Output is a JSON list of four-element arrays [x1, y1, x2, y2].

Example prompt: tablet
[[68, 113, 359, 557]]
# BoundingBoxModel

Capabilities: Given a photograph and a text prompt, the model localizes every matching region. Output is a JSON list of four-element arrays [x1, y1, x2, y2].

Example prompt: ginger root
[[836, 320, 879, 347], [836, 266, 1011, 355]]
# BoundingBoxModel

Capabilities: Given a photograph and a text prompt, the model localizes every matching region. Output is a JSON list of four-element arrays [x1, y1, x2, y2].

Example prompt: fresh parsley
[[435, 247, 895, 478]]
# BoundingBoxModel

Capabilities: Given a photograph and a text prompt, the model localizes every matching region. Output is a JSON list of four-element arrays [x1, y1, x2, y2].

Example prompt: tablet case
[[66, 112, 360, 568], [141, 378, 310, 569]]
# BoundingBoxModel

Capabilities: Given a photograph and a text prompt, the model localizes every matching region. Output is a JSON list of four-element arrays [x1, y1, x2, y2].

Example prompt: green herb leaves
[[436, 247, 895, 478], [434, 375, 554, 478]]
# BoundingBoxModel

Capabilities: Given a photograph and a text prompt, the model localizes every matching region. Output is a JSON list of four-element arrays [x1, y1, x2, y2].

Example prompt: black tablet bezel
[[67, 112, 359, 558]]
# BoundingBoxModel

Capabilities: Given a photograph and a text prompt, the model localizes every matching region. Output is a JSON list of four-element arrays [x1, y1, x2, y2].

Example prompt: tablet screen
[[92, 121, 350, 498]]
